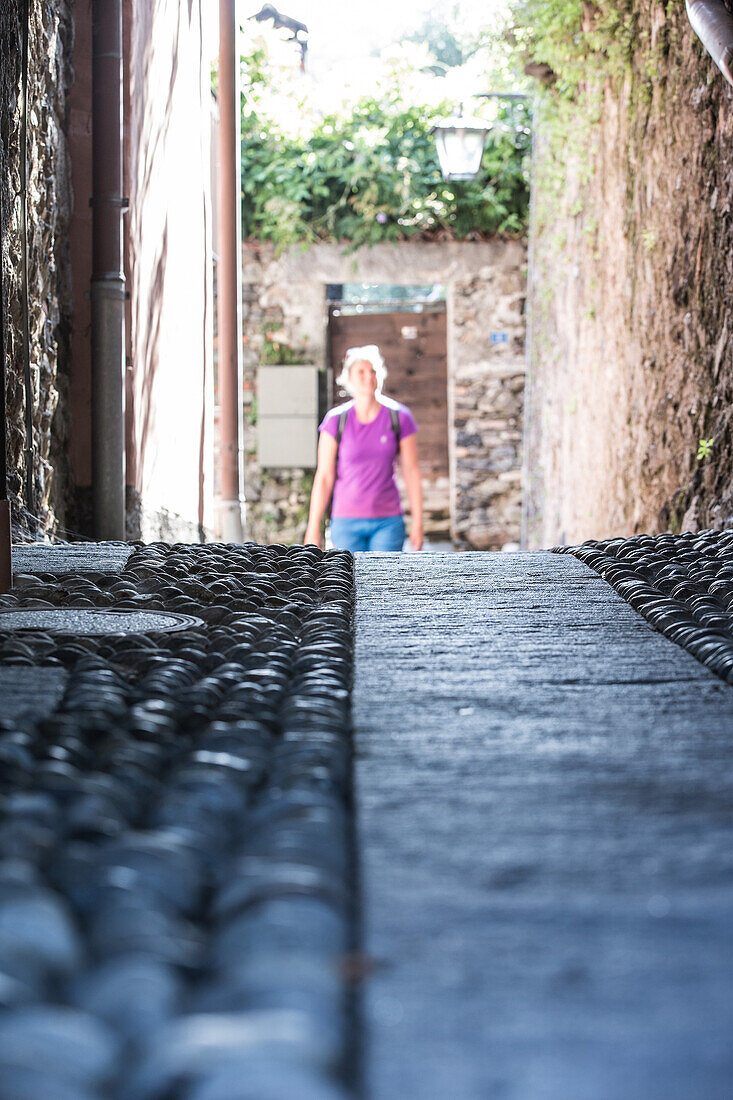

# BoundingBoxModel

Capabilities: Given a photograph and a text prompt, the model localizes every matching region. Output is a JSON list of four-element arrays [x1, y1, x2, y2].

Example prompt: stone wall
[[239, 255, 322, 545], [524, 2, 733, 548], [1, 0, 74, 540], [451, 265, 525, 550], [241, 239, 526, 549]]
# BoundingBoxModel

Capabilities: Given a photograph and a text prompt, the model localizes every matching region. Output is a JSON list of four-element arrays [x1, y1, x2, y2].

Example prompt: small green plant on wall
[[260, 326, 308, 365], [696, 437, 714, 461]]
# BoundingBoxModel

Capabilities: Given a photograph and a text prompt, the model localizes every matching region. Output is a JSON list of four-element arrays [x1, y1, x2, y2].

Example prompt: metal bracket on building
[[686, 0, 733, 86], [89, 195, 130, 210]]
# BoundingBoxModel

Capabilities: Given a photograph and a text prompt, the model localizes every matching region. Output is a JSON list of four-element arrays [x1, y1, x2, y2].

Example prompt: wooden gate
[[328, 308, 449, 533]]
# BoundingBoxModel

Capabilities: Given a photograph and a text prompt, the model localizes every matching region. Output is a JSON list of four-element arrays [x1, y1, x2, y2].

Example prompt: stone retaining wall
[[451, 265, 525, 549], [241, 239, 526, 549], [523, 3, 733, 547], [1, 0, 74, 539]]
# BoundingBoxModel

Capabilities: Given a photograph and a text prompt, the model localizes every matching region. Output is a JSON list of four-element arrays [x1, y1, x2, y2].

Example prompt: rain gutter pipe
[[20, 0, 34, 518], [217, 0, 244, 542], [91, 0, 126, 540], [686, 0, 733, 86]]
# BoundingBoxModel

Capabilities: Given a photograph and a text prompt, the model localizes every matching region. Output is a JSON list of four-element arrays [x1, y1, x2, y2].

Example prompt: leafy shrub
[[240, 48, 530, 249]]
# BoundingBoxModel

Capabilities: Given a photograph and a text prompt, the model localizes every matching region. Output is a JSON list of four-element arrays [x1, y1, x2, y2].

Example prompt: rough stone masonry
[[0, 0, 75, 539]]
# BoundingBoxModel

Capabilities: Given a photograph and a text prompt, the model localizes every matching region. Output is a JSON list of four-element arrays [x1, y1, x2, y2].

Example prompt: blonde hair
[[336, 345, 387, 395]]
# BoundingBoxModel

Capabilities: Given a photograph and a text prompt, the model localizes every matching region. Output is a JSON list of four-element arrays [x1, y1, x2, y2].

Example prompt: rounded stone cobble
[[0, 542, 355, 1098], [554, 529, 733, 683]]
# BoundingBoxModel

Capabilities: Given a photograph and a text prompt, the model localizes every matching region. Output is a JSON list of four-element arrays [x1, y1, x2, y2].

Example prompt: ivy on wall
[[240, 46, 530, 250], [510, 0, 639, 98]]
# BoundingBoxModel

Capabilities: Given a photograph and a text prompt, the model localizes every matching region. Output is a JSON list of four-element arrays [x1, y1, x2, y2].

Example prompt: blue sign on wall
[[490, 331, 509, 345]]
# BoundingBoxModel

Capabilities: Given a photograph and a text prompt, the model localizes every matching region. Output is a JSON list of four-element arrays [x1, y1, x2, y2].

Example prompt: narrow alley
[[1, 0, 733, 1097]]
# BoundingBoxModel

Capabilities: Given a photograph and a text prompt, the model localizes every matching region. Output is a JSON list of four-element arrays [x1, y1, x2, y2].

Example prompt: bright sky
[[229, 1, 506, 76], [218, 0, 511, 122], [259, 0, 452, 73]]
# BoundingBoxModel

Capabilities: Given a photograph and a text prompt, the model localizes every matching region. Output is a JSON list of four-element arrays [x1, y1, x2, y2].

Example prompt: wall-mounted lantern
[[431, 113, 491, 181]]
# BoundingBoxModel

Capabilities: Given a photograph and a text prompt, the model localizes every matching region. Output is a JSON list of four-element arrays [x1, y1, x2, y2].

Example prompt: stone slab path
[[353, 552, 733, 1100], [12, 543, 133, 574]]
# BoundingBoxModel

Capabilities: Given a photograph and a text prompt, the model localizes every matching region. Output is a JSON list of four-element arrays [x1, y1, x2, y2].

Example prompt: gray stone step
[[353, 551, 733, 1100]]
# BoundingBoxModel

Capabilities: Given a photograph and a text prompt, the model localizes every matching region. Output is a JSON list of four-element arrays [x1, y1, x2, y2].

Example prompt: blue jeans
[[330, 515, 406, 552]]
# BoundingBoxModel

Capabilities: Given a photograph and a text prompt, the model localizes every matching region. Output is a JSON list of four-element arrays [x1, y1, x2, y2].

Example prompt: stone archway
[[241, 239, 526, 549]]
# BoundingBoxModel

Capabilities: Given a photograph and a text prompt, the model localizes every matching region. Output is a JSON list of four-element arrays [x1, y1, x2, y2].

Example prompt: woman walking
[[304, 345, 423, 552]]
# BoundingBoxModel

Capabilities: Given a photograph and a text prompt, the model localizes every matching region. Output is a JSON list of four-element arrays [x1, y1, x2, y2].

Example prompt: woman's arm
[[304, 431, 338, 548], [399, 433, 424, 551]]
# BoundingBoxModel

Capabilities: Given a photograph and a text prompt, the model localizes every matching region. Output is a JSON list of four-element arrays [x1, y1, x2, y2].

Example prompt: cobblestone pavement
[[354, 551, 733, 1100], [555, 530, 733, 683], [3, 541, 733, 1099], [0, 543, 355, 1100]]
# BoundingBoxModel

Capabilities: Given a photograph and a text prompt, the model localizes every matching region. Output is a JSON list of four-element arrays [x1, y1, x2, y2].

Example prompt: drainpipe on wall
[[686, 0, 733, 86], [217, 0, 245, 542], [91, 0, 126, 540], [19, 0, 34, 521]]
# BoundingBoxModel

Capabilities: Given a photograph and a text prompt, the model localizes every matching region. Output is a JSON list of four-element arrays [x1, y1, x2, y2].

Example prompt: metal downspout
[[686, 0, 733, 86], [217, 0, 244, 542], [91, 0, 126, 540], [19, 0, 34, 520]]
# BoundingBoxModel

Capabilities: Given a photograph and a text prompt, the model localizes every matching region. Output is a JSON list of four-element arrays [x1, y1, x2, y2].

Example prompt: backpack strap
[[336, 409, 349, 445], [389, 406, 401, 445], [333, 404, 353, 472], [326, 408, 351, 525]]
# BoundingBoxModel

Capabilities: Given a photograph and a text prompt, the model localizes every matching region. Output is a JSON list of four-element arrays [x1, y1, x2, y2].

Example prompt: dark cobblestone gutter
[[554, 529, 733, 684], [0, 543, 355, 1099]]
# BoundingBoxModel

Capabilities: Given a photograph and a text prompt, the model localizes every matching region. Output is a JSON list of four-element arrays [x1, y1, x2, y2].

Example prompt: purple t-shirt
[[319, 399, 418, 518]]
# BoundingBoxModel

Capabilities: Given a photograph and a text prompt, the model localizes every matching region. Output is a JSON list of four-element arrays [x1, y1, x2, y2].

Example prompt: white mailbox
[[257, 365, 320, 468]]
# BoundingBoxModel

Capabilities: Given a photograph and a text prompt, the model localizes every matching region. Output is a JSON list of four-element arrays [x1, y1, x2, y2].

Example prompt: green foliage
[[697, 437, 714, 461], [510, 0, 637, 98], [240, 49, 530, 250], [259, 325, 308, 365]]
